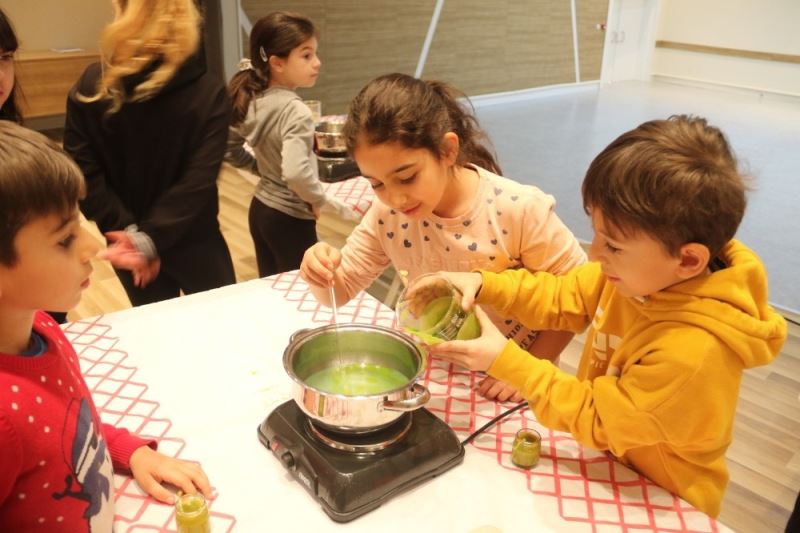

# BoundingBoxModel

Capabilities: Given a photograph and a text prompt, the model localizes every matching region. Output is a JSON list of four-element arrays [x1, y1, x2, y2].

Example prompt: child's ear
[[676, 243, 711, 279], [268, 55, 285, 74], [440, 132, 460, 166]]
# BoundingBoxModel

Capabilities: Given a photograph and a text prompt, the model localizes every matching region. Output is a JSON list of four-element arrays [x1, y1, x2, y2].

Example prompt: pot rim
[[283, 323, 425, 398]]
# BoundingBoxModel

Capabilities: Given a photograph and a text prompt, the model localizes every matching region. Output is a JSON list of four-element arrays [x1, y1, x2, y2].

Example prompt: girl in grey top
[[226, 12, 325, 276]]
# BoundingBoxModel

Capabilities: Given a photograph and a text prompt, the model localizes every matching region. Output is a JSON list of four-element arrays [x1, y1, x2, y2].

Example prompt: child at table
[[226, 11, 328, 277], [0, 122, 213, 531], [426, 115, 787, 517], [300, 73, 586, 402]]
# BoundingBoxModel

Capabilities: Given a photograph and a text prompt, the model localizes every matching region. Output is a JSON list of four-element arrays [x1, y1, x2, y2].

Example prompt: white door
[[601, 0, 660, 83]]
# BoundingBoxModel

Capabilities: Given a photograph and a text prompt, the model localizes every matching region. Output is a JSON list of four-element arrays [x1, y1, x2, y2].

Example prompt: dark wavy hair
[[582, 115, 748, 258], [343, 73, 501, 174], [228, 11, 316, 126], [0, 8, 22, 123]]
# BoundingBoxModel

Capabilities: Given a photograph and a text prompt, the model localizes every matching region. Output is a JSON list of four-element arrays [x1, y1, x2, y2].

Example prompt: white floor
[[474, 79, 800, 313]]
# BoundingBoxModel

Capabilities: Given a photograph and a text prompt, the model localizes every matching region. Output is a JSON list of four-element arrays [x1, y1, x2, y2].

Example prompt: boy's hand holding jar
[[422, 271, 509, 373]]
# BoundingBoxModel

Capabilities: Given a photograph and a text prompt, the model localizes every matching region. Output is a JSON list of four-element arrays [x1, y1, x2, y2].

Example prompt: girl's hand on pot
[[428, 306, 507, 371], [300, 242, 341, 287]]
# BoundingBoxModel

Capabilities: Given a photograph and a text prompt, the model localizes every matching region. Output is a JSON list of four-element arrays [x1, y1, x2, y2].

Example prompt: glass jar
[[396, 273, 481, 344], [175, 492, 211, 533], [303, 100, 322, 124], [511, 428, 541, 469]]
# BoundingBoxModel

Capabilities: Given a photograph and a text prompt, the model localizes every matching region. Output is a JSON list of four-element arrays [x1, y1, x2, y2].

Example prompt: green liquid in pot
[[304, 363, 410, 395]]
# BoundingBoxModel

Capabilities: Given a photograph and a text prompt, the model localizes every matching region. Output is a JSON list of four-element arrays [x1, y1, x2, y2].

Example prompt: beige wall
[[423, 0, 576, 94], [242, 1, 608, 114], [242, 0, 434, 115], [652, 0, 800, 95], [3, 0, 113, 51]]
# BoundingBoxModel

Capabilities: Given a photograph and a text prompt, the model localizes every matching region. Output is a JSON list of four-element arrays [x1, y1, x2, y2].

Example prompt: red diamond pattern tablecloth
[[64, 319, 237, 533], [64, 269, 721, 532], [264, 271, 721, 533], [322, 176, 374, 217]]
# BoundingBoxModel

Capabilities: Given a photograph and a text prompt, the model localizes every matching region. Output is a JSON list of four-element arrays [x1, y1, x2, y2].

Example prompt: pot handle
[[382, 383, 431, 412], [289, 328, 312, 344]]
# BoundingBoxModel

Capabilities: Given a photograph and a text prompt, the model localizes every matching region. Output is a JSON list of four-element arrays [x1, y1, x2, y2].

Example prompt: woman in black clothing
[[64, 0, 235, 306]]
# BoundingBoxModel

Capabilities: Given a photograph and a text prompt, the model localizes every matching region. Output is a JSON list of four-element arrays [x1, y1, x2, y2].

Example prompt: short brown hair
[[0, 122, 85, 265], [582, 115, 747, 258]]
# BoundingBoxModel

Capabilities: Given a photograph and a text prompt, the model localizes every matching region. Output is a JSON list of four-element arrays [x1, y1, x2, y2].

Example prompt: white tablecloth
[[64, 272, 728, 532]]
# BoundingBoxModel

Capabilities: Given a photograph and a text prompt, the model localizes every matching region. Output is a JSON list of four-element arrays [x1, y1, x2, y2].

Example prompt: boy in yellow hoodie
[[426, 115, 787, 517]]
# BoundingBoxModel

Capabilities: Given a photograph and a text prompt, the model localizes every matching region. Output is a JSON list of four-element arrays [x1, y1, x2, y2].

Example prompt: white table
[[64, 272, 728, 532]]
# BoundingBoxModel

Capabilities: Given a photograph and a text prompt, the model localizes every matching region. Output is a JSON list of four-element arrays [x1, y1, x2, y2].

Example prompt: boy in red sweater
[[0, 122, 212, 531]]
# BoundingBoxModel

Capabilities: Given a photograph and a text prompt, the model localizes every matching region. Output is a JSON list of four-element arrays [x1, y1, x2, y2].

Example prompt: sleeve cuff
[[103, 424, 158, 472], [487, 339, 553, 391], [475, 270, 505, 307], [125, 224, 158, 260]]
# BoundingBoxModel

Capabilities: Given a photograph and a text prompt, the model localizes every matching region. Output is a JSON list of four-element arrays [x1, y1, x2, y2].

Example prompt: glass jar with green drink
[[175, 491, 210, 533], [396, 273, 481, 344], [511, 428, 541, 469]]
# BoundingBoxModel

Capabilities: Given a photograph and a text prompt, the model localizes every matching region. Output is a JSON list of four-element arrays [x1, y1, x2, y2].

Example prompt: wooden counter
[[14, 49, 99, 118]]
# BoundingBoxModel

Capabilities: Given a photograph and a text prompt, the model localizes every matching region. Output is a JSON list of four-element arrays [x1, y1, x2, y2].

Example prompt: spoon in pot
[[329, 284, 344, 367]]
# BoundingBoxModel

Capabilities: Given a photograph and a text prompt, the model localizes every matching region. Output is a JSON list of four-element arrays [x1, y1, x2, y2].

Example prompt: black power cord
[[461, 401, 529, 446]]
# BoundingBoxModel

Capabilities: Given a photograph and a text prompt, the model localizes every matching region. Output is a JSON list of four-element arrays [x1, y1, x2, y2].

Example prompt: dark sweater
[[63, 52, 232, 255]]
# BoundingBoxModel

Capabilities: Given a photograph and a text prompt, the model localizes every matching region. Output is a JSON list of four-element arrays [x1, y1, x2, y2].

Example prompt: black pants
[[248, 199, 317, 277], [787, 490, 800, 532], [116, 230, 235, 307]]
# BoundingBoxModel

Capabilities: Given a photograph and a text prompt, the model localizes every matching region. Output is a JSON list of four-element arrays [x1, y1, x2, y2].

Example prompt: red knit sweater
[[0, 312, 152, 531]]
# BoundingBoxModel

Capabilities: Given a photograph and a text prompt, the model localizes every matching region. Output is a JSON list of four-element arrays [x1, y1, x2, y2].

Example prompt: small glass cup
[[511, 428, 541, 469], [303, 99, 322, 124], [175, 492, 211, 533], [396, 273, 480, 344]]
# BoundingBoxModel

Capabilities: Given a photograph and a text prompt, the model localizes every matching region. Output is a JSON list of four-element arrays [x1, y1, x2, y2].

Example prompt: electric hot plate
[[257, 400, 464, 522]]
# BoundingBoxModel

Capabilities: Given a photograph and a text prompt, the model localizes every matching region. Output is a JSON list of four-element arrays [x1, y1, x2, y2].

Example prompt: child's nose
[[390, 191, 408, 208], [78, 226, 100, 261]]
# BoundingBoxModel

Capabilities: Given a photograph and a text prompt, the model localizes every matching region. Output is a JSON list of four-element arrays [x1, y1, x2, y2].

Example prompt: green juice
[[401, 296, 481, 343], [305, 363, 410, 395], [175, 493, 210, 533]]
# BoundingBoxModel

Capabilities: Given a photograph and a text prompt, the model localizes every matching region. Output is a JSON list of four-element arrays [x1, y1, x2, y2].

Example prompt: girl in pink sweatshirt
[[299, 73, 586, 402]]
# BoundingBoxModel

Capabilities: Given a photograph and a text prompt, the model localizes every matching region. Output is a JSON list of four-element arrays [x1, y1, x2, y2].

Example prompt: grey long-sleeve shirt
[[226, 86, 326, 220]]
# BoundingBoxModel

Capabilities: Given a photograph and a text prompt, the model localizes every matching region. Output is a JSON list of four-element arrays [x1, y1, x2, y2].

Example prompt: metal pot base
[[307, 414, 412, 453]]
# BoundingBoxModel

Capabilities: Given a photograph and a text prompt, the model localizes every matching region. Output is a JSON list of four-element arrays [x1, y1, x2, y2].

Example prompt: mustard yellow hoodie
[[478, 240, 787, 517]]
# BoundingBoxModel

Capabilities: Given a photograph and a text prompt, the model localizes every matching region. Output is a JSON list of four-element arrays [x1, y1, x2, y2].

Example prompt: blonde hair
[[84, 0, 200, 114]]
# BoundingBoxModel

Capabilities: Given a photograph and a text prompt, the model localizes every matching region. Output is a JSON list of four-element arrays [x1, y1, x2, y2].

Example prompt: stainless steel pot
[[283, 323, 430, 434], [314, 120, 347, 155]]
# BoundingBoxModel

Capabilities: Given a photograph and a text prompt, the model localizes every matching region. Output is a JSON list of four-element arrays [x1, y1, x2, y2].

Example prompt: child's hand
[[300, 242, 341, 288], [438, 271, 483, 310], [129, 446, 212, 504], [428, 306, 507, 371], [477, 376, 524, 403]]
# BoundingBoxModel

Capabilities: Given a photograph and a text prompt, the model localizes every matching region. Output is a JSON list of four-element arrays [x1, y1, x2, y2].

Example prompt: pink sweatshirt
[[339, 165, 587, 349]]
